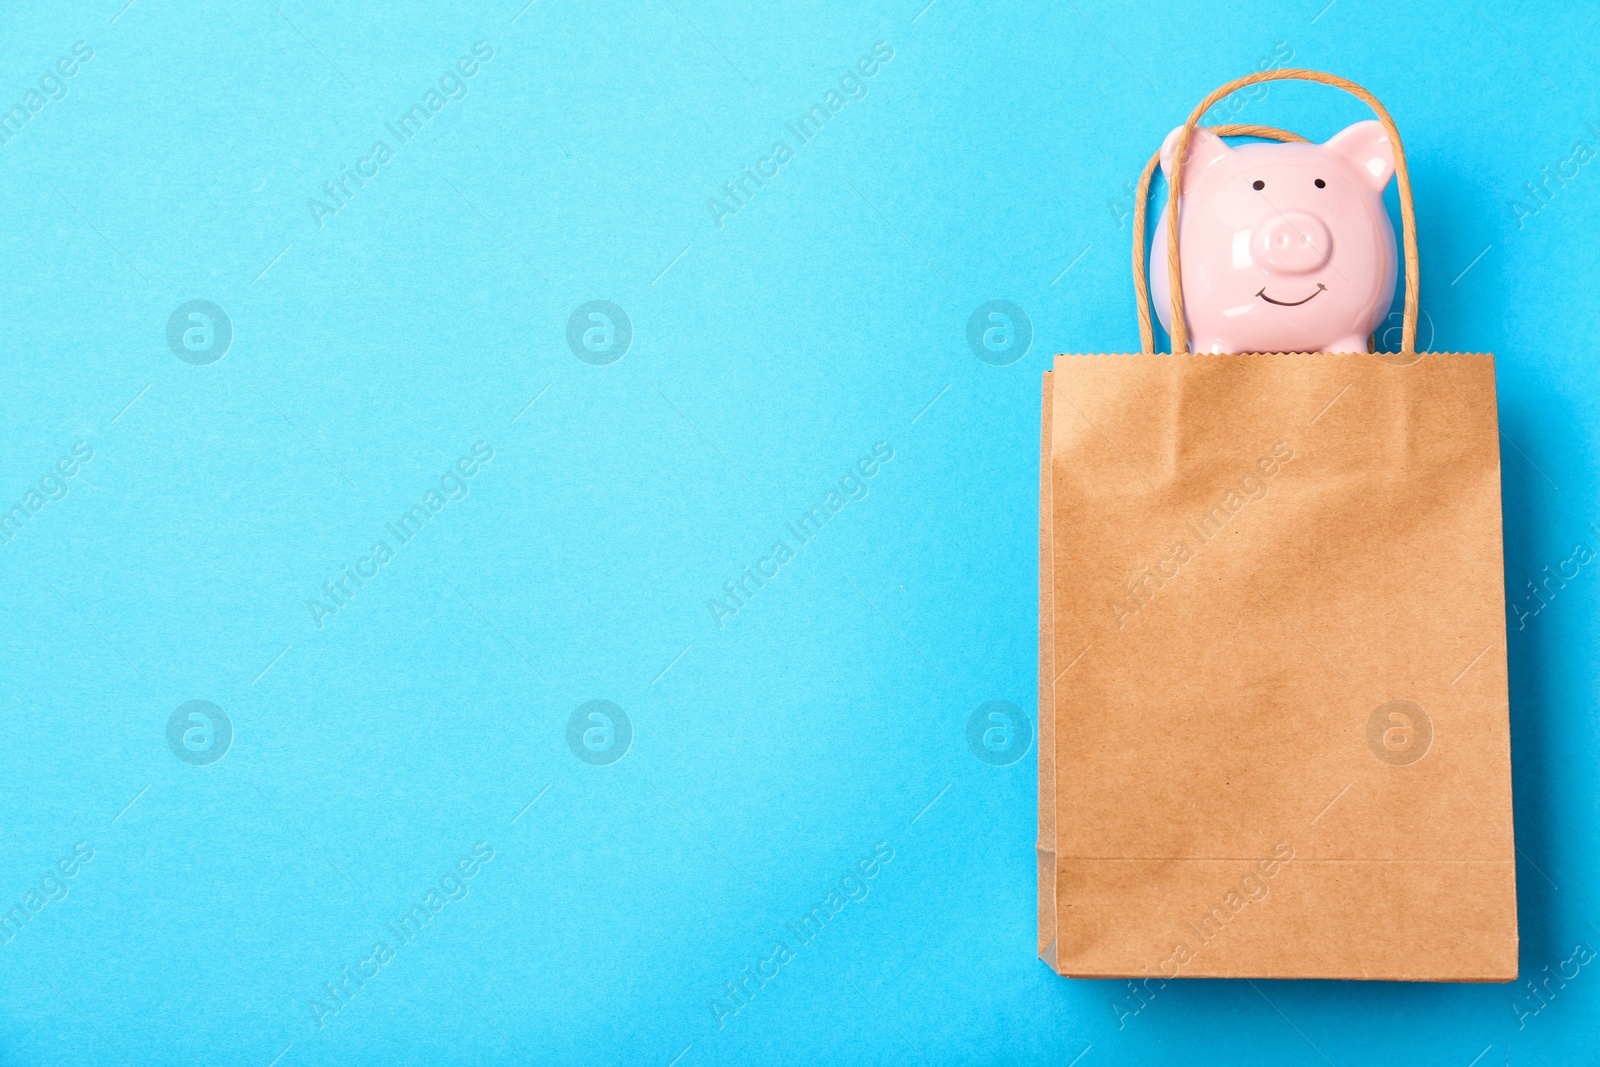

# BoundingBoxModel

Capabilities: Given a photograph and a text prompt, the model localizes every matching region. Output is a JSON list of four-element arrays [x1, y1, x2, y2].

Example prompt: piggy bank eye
[[1251, 180, 1265, 190], [1315, 178, 1326, 188]]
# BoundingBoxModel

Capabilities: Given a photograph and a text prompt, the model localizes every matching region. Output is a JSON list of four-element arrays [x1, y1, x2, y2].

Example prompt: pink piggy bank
[[1151, 121, 1398, 354]]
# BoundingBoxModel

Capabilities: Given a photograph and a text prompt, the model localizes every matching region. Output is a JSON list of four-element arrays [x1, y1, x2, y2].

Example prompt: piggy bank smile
[[1256, 283, 1326, 306], [1151, 120, 1399, 354]]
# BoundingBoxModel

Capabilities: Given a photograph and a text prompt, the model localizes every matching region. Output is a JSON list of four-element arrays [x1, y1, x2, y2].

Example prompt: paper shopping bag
[[1038, 71, 1517, 982]]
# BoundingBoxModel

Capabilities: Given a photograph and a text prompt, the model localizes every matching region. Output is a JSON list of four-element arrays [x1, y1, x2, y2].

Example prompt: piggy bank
[[1150, 121, 1398, 354]]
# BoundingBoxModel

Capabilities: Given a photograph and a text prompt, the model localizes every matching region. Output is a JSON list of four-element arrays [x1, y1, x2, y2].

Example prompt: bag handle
[[1158, 69, 1420, 356], [1134, 124, 1309, 354]]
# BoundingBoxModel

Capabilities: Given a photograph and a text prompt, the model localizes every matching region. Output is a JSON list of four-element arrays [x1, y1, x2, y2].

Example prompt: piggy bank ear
[[1323, 120, 1395, 190], [1159, 126, 1231, 191]]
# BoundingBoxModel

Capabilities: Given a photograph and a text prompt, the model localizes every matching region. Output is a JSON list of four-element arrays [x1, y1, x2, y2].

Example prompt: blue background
[[2, 0, 1597, 1063]]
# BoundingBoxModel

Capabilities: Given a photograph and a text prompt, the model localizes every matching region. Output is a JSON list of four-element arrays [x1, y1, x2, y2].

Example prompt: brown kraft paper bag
[[1038, 70, 1517, 982]]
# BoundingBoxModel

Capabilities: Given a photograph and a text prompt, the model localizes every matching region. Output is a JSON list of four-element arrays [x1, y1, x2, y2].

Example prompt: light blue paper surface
[[2, 0, 1597, 1063]]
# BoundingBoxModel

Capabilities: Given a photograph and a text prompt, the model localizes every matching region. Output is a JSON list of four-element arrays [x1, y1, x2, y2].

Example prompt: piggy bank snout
[[1255, 212, 1332, 274]]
